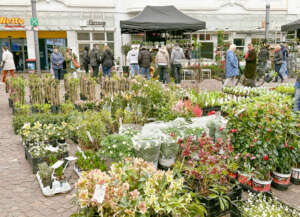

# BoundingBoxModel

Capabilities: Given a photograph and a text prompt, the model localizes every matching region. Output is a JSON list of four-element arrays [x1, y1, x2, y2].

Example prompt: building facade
[[0, 0, 300, 70]]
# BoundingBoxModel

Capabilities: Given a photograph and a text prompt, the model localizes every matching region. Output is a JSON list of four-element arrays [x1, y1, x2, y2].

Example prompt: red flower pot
[[252, 177, 272, 192], [238, 172, 251, 185]]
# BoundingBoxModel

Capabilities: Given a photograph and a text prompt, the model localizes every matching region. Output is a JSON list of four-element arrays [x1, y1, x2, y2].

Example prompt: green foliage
[[38, 162, 53, 187], [76, 151, 106, 172]]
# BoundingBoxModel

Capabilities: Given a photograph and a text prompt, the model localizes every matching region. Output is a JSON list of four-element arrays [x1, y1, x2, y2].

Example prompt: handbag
[[72, 58, 80, 69]]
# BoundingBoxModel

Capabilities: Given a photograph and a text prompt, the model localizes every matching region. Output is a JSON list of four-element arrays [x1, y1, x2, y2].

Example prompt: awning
[[281, 19, 300, 32], [120, 5, 206, 34]]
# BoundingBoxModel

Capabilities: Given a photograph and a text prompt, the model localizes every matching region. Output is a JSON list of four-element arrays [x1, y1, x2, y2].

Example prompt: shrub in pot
[[38, 162, 53, 187]]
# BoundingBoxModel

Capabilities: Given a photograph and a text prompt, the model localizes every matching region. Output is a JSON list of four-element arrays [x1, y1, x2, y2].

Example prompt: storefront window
[[107, 32, 114, 41], [93, 33, 105, 41], [234, 38, 245, 52]]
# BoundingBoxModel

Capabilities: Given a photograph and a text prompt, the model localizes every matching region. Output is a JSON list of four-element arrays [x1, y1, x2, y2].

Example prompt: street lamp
[[31, 0, 40, 73], [265, 0, 270, 42]]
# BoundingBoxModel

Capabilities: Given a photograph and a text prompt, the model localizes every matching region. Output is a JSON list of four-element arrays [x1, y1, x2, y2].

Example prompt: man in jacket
[[127, 46, 139, 77], [243, 43, 257, 87], [274, 45, 284, 83], [281, 43, 289, 78], [82, 46, 90, 74], [1, 46, 15, 82], [257, 42, 269, 79], [50, 46, 64, 80], [90, 45, 101, 77], [138, 47, 152, 80], [101, 45, 114, 79], [171, 44, 185, 84]]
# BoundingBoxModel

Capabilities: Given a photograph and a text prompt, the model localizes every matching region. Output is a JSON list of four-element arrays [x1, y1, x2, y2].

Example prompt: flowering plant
[[235, 192, 300, 217]]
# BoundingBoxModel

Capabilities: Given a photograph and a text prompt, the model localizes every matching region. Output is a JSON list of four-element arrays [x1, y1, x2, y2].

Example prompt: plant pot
[[252, 177, 272, 192], [51, 105, 60, 114], [158, 156, 176, 169], [271, 171, 291, 191], [238, 172, 252, 186], [291, 167, 300, 185]]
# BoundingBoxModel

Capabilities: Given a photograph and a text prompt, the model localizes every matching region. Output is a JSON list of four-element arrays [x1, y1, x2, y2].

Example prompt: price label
[[51, 160, 64, 169], [92, 184, 106, 203]]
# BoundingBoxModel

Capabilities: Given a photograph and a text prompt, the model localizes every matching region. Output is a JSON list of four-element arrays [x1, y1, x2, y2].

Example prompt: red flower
[[192, 105, 203, 117], [231, 129, 238, 133], [177, 138, 183, 144], [219, 127, 224, 132], [263, 155, 269, 161], [182, 146, 191, 157], [253, 139, 257, 143], [207, 110, 216, 116], [284, 143, 288, 148], [249, 144, 253, 148], [210, 167, 218, 175], [290, 146, 294, 151]]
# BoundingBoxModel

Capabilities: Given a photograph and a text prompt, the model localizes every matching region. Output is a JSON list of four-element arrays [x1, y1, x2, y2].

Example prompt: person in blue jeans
[[138, 47, 152, 80], [295, 75, 300, 113], [101, 45, 114, 79], [127, 46, 139, 77]]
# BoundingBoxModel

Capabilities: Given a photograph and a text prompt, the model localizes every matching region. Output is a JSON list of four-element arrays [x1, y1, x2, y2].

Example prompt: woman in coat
[[101, 45, 114, 79], [155, 46, 170, 84], [64, 48, 78, 77], [274, 45, 284, 83], [224, 44, 239, 87], [1, 46, 15, 82], [243, 43, 257, 87]]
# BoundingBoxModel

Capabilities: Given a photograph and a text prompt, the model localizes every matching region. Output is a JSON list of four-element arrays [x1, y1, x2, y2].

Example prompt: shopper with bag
[[101, 45, 114, 79], [90, 45, 101, 78], [1, 46, 15, 82], [64, 48, 79, 78], [274, 45, 284, 83], [50, 46, 64, 80]]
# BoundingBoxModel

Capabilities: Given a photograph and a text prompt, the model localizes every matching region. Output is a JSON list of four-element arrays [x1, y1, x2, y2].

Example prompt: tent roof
[[281, 19, 300, 32], [120, 5, 206, 34]]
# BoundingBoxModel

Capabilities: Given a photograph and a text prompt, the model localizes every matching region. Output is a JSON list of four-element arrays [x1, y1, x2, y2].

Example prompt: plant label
[[51, 160, 64, 169], [45, 146, 59, 152], [65, 156, 77, 161], [77, 146, 86, 159], [86, 131, 94, 143], [92, 184, 106, 203]]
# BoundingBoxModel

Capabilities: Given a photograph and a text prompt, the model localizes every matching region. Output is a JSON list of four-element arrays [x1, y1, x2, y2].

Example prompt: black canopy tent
[[281, 19, 300, 32], [120, 5, 206, 34]]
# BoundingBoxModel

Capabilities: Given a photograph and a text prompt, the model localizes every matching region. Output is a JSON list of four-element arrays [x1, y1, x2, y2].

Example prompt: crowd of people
[[224, 41, 290, 88]]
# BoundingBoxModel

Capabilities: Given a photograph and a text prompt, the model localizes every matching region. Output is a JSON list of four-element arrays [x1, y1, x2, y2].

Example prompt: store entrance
[[0, 37, 27, 72]]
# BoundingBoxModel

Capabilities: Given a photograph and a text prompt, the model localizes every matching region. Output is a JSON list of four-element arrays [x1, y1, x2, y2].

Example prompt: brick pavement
[[0, 83, 76, 217]]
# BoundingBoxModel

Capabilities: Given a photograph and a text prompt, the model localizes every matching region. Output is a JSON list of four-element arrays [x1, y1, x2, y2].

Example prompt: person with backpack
[[101, 45, 114, 79], [82, 46, 90, 74], [138, 47, 152, 80], [171, 43, 185, 84], [1, 46, 15, 82], [90, 45, 101, 77]]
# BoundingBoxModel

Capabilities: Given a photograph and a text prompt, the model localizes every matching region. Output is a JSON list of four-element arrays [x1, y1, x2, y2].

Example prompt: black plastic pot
[[122, 66, 130, 77], [51, 105, 60, 114]]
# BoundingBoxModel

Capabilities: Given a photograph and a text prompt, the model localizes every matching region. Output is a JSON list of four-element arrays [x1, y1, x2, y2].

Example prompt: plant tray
[[199, 185, 242, 217], [36, 172, 72, 197], [230, 192, 299, 217], [25, 146, 68, 174]]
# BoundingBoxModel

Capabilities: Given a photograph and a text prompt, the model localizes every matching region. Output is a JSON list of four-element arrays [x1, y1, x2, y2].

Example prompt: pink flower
[[193, 105, 203, 117], [138, 201, 147, 214], [182, 146, 191, 157]]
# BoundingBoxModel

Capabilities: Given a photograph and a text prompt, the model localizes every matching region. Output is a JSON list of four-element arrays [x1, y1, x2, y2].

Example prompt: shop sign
[[0, 17, 25, 28], [88, 19, 105, 26]]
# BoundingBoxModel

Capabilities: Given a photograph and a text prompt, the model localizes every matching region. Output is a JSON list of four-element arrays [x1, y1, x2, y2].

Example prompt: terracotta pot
[[252, 177, 272, 192]]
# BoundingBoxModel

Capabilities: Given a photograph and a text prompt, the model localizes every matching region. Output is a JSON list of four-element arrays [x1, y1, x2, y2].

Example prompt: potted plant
[[291, 148, 300, 185], [37, 162, 53, 187], [75, 151, 106, 176], [252, 157, 272, 193]]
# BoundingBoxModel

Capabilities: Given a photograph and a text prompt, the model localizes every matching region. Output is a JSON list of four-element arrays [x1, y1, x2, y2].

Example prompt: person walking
[[257, 41, 269, 79], [1, 46, 15, 83], [101, 45, 114, 79], [90, 45, 101, 77], [64, 48, 78, 78], [294, 73, 300, 113], [274, 45, 284, 83], [224, 44, 239, 87], [50, 46, 64, 80], [138, 47, 152, 80], [171, 43, 185, 84], [243, 43, 257, 87], [127, 45, 139, 77], [156, 46, 170, 84], [281, 43, 289, 78], [82, 46, 90, 74]]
